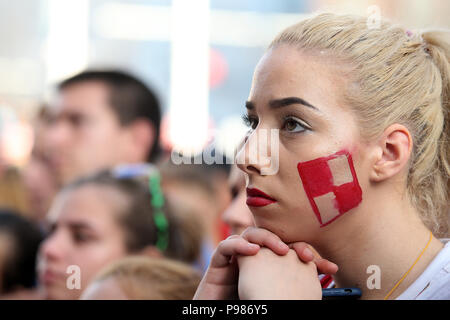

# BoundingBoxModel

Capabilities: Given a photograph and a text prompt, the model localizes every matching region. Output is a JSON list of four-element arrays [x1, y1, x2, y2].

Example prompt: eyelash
[[73, 232, 92, 244], [242, 114, 258, 130], [242, 114, 310, 133], [282, 116, 310, 133]]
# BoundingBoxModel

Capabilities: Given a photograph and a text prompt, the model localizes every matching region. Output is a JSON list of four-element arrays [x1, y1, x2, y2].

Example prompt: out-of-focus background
[[0, 0, 448, 301], [1, 0, 449, 166]]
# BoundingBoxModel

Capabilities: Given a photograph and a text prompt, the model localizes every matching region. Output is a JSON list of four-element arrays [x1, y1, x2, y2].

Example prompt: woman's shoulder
[[397, 239, 450, 300]]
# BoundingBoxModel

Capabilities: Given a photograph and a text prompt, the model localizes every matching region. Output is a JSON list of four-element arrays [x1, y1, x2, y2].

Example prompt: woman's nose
[[40, 231, 64, 262], [236, 128, 279, 176], [222, 190, 255, 235]]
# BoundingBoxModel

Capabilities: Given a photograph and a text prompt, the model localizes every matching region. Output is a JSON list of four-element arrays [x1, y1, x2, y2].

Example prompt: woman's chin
[[43, 285, 81, 300], [252, 215, 319, 244]]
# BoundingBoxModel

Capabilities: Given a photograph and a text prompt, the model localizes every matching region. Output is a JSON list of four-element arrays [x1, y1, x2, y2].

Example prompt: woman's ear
[[139, 245, 163, 258], [369, 124, 413, 183]]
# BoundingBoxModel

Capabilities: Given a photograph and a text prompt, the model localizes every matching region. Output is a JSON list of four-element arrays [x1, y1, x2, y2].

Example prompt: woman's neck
[[313, 192, 444, 300]]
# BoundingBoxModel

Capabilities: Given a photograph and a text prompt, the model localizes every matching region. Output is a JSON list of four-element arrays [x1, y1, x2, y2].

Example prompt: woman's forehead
[[255, 45, 324, 78], [48, 185, 126, 228], [250, 46, 345, 107], [250, 46, 335, 98]]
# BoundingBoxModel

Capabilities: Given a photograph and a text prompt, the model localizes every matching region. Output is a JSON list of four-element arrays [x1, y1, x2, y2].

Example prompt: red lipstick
[[246, 188, 276, 207]]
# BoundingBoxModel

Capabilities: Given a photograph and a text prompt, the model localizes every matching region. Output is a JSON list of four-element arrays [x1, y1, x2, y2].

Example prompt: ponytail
[[419, 30, 450, 236]]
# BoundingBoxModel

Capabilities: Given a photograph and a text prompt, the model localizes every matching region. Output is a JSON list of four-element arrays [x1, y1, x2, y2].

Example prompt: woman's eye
[[283, 117, 308, 133], [242, 114, 258, 130], [73, 232, 91, 244], [68, 114, 85, 128]]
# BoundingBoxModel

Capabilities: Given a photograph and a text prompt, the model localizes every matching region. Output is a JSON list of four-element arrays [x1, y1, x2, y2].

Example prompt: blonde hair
[[93, 256, 201, 300], [270, 13, 450, 237]]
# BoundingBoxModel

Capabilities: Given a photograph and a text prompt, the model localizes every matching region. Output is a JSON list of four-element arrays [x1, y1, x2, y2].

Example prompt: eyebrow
[[67, 222, 93, 231], [63, 111, 85, 120], [49, 110, 83, 123], [245, 97, 319, 111], [47, 220, 96, 236]]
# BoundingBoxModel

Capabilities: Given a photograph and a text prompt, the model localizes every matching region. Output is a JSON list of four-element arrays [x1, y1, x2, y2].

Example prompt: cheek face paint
[[297, 149, 362, 227]]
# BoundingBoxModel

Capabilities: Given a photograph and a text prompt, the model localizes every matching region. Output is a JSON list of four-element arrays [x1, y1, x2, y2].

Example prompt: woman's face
[[222, 165, 255, 235], [23, 151, 59, 222], [237, 45, 371, 243], [37, 185, 128, 299]]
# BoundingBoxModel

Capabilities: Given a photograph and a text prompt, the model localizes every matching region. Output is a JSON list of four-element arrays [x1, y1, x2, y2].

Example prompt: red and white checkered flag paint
[[297, 150, 362, 227]]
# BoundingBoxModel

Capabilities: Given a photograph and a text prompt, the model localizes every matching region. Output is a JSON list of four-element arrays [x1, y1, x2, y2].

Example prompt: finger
[[210, 237, 260, 268], [315, 258, 339, 275], [289, 242, 338, 275], [289, 242, 315, 262], [240, 227, 289, 255]]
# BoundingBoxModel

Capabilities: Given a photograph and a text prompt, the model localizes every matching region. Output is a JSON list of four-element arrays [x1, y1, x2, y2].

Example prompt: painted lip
[[39, 269, 64, 285], [246, 187, 276, 207]]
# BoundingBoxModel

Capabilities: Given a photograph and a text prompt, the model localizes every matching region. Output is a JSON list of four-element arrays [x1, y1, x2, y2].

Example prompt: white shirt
[[396, 239, 450, 300]]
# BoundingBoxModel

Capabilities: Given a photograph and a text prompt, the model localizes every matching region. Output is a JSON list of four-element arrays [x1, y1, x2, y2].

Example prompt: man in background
[[46, 70, 161, 185]]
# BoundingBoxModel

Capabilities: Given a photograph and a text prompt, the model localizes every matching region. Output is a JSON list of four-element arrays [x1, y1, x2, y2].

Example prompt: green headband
[[113, 164, 169, 252], [148, 172, 169, 251]]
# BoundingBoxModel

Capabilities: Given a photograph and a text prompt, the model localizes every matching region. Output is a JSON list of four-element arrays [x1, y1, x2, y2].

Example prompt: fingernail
[[248, 243, 259, 249], [304, 248, 314, 259], [278, 242, 288, 250]]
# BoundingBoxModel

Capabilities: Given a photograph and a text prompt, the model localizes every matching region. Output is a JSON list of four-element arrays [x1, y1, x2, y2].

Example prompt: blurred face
[[37, 185, 128, 299], [222, 166, 255, 235], [237, 45, 370, 243], [23, 151, 58, 222], [47, 81, 131, 184]]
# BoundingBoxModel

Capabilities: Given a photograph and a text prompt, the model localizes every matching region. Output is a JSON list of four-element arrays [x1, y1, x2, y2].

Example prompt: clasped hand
[[194, 227, 338, 300]]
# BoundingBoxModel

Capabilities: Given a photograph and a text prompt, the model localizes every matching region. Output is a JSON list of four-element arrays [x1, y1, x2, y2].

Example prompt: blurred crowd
[[0, 69, 254, 300]]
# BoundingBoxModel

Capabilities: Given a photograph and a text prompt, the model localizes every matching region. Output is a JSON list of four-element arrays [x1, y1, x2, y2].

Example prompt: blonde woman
[[195, 13, 450, 300]]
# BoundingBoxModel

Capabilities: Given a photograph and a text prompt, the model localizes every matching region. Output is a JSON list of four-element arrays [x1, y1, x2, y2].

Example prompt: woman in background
[[38, 167, 202, 299], [23, 106, 59, 226]]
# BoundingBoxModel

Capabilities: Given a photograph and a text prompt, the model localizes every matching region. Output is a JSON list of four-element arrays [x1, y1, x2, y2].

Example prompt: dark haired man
[[47, 70, 161, 184]]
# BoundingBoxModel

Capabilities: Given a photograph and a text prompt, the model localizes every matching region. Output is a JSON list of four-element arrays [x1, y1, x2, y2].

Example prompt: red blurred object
[[320, 274, 335, 288], [209, 47, 228, 89]]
